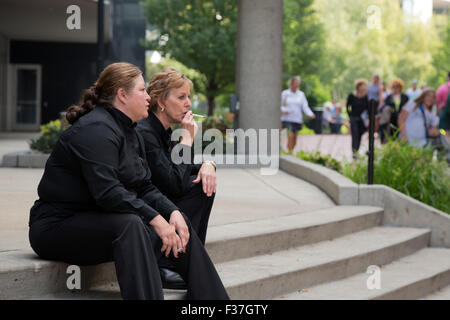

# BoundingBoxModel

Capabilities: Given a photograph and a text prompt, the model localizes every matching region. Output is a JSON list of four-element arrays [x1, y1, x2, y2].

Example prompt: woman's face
[[290, 79, 300, 91], [160, 83, 192, 124], [124, 75, 150, 122], [358, 83, 368, 95], [423, 92, 435, 108], [392, 84, 401, 95]]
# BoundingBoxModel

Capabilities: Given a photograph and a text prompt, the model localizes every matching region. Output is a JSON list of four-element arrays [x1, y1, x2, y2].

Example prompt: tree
[[283, 0, 330, 107], [314, 0, 440, 101], [428, 19, 450, 89], [141, 0, 237, 115]]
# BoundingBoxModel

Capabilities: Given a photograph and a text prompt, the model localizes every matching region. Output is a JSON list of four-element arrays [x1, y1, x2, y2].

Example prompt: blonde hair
[[354, 79, 368, 92], [147, 67, 193, 112]]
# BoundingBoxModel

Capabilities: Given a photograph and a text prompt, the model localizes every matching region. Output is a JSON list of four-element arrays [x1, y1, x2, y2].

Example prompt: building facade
[[0, 0, 146, 132]]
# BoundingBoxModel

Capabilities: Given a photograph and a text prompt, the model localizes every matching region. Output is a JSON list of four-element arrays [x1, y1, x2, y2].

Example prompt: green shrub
[[341, 139, 450, 214], [295, 150, 342, 172], [29, 119, 65, 154]]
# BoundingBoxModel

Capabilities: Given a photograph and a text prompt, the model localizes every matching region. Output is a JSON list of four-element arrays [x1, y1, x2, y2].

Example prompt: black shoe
[[159, 268, 187, 290]]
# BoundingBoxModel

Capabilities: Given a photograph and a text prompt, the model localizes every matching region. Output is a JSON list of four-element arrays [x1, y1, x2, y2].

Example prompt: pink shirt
[[436, 81, 450, 109]]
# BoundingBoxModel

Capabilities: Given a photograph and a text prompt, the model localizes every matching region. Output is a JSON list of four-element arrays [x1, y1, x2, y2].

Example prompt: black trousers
[[29, 210, 228, 300], [350, 117, 366, 153], [158, 177, 215, 270]]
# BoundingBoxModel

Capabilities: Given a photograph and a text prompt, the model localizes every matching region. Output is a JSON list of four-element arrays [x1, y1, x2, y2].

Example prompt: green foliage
[[29, 120, 65, 154], [314, 0, 441, 100], [341, 139, 450, 213], [295, 150, 343, 172], [141, 0, 237, 114], [283, 0, 330, 107], [428, 19, 450, 88], [146, 57, 208, 98]]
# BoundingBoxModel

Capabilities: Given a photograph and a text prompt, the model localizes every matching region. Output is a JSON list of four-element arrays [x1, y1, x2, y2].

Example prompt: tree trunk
[[207, 95, 215, 116]]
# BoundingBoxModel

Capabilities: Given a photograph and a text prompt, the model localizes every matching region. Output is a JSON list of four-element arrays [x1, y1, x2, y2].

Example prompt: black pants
[[29, 210, 228, 300], [158, 177, 215, 270], [350, 117, 366, 153]]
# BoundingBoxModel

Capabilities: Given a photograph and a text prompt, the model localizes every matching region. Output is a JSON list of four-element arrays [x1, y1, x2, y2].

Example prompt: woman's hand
[[149, 215, 183, 258], [180, 111, 198, 146], [193, 162, 217, 197], [169, 210, 190, 253], [428, 126, 439, 138]]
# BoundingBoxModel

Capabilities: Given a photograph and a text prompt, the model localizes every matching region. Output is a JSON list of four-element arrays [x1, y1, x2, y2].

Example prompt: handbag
[[419, 105, 450, 164]]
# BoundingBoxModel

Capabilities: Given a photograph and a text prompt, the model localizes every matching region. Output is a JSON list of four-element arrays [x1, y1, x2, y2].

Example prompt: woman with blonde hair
[[346, 79, 369, 159], [137, 67, 219, 290], [29, 62, 229, 300], [398, 88, 440, 147]]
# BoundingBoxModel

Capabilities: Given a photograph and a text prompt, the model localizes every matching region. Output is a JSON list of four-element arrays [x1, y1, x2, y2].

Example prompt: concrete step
[[421, 284, 450, 300], [0, 206, 383, 299], [29, 284, 186, 300], [216, 226, 430, 299], [276, 247, 450, 300], [206, 205, 383, 263]]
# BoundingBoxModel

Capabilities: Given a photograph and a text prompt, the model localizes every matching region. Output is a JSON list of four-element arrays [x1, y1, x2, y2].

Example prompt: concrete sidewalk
[[280, 132, 381, 162]]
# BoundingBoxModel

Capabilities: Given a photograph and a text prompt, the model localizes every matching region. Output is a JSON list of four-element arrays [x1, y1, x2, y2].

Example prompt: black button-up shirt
[[136, 111, 201, 199], [29, 106, 179, 226]]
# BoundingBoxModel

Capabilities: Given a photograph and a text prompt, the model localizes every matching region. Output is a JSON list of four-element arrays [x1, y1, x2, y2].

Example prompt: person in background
[[381, 81, 390, 104], [346, 79, 369, 159], [405, 79, 422, 101], [436, 72, 450, 116], [136, 68, 217, 290], [281, 76, 315, 154], [368, 72, 384, 108], [380, 78, 409, 143], [330, 102, 343, 134], [323, 101, 334, 131], [398, 88, 439, 147]]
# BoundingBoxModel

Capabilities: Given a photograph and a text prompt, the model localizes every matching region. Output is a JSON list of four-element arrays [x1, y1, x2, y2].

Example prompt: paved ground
[[0, 132, 39, 166], [280, 131, 381, 162]]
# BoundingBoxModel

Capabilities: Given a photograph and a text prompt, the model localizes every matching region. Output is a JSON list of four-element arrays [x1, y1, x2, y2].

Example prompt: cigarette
[[192, 113, 206, 118]]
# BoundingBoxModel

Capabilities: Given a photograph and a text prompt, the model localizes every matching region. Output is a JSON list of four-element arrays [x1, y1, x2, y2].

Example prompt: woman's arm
[[397, 109, 409, 140]]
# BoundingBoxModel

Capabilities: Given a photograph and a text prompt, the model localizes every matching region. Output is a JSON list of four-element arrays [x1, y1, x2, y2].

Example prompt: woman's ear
[[116, 88, 128, 105], [157, 96, 166, 110]]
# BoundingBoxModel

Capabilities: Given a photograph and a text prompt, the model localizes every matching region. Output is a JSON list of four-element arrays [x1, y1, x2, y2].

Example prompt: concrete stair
[[1, 205, 449, 300]]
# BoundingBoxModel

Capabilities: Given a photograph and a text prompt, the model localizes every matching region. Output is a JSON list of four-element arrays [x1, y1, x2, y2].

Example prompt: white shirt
[[280, 89, 314, 124], [405, 88, 422, 101], [403, 100, 439, 147]]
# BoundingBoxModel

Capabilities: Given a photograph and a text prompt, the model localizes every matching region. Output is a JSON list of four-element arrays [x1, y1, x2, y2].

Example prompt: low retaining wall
[[280, 155, 450, 248], [2, 151, 49, 168]]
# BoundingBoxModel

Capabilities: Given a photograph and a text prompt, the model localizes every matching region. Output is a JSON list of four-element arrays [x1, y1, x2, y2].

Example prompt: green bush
[[341, 139, 450, 214], [295, 150, 342, 172], [29, 119, 65, 154]]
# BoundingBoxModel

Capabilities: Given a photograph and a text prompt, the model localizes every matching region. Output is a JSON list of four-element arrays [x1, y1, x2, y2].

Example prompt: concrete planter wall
[[280, 155, 450, 248], [2, 151, 49, 168]]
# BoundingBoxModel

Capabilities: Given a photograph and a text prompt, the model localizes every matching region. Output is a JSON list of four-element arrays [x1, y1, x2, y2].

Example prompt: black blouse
[[136, 111, 201, 199], [346, 93, 369, 117], [29, 106, 179, 227]]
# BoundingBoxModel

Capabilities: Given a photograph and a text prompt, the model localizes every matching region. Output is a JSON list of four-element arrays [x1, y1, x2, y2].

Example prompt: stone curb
[[2, 151, 49, 168], [279, 155, 450, 248]]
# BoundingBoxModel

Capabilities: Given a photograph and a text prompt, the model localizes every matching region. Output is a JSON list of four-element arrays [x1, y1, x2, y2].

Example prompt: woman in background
[[346, 79, 369, 159]]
